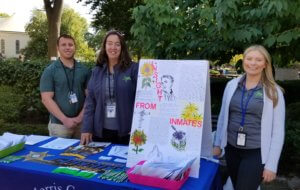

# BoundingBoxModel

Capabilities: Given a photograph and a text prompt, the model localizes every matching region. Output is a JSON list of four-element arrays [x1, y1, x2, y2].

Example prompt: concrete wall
[[0, 31, 30, 58], [275, 68, 299, 81]]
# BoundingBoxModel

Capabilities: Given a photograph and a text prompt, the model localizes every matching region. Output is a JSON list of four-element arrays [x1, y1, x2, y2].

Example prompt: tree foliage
[[24, 10, 48, 59], [61, 8, 95, 62], [85, 30, 107, 51], [23, 8, 95, 62], [131, 0, 300, 65], [80, 0, 144, 58], [81, 0, 143, 40]]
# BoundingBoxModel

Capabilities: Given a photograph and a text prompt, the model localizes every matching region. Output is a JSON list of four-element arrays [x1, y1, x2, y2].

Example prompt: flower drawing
[[171, 125, 186, 151], [131, 129, 147, 154], [181, 103, 203, 121], [141, 63, 154, 77]]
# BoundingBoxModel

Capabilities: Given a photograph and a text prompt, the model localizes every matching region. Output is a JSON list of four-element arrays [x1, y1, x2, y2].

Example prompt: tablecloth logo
[[33, 183, 75, 190]]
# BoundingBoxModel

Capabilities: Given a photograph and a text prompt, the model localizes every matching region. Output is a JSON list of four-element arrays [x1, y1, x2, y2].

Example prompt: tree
[[24, 10, 48, 59], [214, 0, 300, 66], [131, 0, 218, 59], [131, 0, 300, 66], [81, 0, 143, 40], [23, 8, 95, 62], [85, 30, 106, 51], [44, 0, 64, 59], [60, 8, 95, 62], [80, 0, 144, 58]]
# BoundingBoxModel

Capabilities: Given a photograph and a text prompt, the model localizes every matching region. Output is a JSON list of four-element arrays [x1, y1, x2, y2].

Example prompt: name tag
[[106, 102, 116, 118], [69, 92, 78, 104], [236, 132, 246, 147]]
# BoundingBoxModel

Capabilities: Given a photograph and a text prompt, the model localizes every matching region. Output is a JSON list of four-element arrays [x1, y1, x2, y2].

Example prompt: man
[[40, 34, 90, 138]]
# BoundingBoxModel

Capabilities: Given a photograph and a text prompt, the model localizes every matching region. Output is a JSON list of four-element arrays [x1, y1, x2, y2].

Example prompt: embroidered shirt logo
[[123, 76, 131, 82], [254, 90, 263, 98]]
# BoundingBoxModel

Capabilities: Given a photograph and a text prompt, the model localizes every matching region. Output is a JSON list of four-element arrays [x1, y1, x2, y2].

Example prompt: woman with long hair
[[213, 45, 285, 189], [81, 30, 138, 145]]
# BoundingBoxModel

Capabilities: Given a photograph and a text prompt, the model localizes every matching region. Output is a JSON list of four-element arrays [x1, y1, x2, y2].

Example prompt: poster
[[126, 59, 210, 178]]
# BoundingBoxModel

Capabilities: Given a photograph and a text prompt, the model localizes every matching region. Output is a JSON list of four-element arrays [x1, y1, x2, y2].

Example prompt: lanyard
[[239, 81, 257, 129], [60, 59, 75, 93], [107, 69, 114, 102]]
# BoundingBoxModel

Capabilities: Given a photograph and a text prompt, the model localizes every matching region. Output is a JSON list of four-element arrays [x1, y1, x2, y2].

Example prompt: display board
[[127, 59, 211, 178]]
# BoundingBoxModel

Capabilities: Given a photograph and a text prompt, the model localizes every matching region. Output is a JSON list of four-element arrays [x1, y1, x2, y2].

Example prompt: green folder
[[0, 142, 25, 158]]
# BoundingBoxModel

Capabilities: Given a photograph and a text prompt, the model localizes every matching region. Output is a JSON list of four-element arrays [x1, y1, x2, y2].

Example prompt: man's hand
[[80, 133, 92, 145], [73, 114, 83, 125], [263, 169, 276, 183], [62, 117, 77, 128]]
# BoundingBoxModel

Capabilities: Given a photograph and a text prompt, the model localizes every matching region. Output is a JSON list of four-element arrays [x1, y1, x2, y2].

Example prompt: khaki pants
[[48, 121, 81, 139]]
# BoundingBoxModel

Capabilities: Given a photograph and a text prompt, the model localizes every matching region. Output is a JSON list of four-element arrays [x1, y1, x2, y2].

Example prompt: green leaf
[[264, 36, 276, 47], [277, 32, 293, 43]]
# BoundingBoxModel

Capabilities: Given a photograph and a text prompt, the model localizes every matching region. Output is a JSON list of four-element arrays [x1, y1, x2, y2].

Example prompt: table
[[0, 137, 219, 190]]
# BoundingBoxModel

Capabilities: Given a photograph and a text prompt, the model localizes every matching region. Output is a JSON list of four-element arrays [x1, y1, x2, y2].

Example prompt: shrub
[[277, 80, 300, 105], [0, 120, 48, 136], [0, 85, 22, 122], [278, 102, 300, 176], [0, 59, 94, 123]]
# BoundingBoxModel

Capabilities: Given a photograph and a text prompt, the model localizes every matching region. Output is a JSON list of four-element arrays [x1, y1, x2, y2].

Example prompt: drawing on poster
[[138, 110, 150, 129], [181, 103, 203, 123], [161, 75, 175, 101], [141, 63, 154, 89], [127, 60, 210, 178], [130, 129, 147, 154], [171, 125, 186, 151], [148, 145, 163, 161]]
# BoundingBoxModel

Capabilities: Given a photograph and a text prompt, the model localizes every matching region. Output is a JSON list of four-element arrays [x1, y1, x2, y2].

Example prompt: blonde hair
[[243, 45, 283, 107]]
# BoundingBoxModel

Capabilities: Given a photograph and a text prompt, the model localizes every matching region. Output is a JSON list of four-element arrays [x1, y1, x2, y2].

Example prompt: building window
[[16, 40, 20, 54], [1, 39, 5, 54]]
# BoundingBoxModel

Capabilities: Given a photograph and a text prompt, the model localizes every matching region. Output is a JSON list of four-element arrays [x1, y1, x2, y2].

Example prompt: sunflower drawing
[[131, 129, 147, 154], [141, 63, 154, 77], [181, 103, 203, 121]]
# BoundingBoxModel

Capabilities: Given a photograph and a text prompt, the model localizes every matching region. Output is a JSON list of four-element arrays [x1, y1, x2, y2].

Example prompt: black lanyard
[[60, 59, 75, 93]]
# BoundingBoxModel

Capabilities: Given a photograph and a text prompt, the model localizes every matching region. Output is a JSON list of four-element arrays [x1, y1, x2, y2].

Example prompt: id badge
[[106, 102, 116, 118], [69, 92, 78, 104], [236, 132, 246, 147]]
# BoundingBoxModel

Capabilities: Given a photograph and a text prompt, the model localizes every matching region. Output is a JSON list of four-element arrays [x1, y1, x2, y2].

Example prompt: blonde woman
[[213, 45, 285, 190]]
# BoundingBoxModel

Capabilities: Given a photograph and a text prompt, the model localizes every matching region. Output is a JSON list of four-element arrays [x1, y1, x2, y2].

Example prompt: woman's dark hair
[[96, 30, 132, 70]]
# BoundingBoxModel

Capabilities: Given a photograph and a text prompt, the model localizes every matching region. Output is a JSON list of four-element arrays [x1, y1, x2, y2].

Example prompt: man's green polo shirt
[[40, 59, 91, 124]]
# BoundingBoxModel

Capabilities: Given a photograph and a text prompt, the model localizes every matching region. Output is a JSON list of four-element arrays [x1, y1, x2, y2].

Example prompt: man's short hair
[[161, 75, 174, 83], [57, 34, 75, 46]]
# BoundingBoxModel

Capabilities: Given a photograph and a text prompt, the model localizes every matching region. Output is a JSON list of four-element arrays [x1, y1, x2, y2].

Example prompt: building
[[0, 14, 30, 58]]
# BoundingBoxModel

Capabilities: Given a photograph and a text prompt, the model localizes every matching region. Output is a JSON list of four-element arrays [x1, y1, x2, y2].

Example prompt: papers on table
[[87, 142, 111, 148], [25, 135, 51, 145], [131, 157, 196, 180], [39, 138, 79, 150], [0, 137, 12, 150], [0, 132, 26, 150], [108, 145, 128, 159]]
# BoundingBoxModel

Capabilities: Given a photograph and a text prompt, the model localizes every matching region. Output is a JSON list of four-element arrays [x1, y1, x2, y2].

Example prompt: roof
[[0, 14, 27, 33]]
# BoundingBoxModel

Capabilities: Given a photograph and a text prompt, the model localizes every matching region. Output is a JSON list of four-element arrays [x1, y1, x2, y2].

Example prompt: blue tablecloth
[[0, 137, 219, 190]]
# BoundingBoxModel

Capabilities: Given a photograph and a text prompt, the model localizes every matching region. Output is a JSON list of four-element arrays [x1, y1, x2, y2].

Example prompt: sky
[[0, 0, 93, 24]]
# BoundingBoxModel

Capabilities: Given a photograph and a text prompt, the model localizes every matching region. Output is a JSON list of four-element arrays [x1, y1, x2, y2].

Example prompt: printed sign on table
[[126, 59, 210, 178]]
